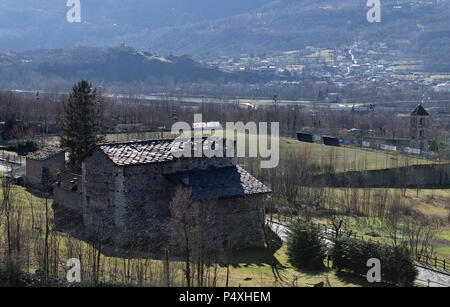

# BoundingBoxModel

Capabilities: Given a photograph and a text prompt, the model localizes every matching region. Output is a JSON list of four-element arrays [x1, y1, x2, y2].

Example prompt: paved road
[[267, 220, 334, 248], [267, 220, 450, 287], [415, 264, 450, 287], [0, 164, 10, 173], [0, 161, 26, 179]]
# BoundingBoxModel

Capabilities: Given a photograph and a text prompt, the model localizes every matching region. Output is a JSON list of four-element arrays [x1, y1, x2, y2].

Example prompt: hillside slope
[[0, 1, 449, 69], [0, 47, 263, 89]]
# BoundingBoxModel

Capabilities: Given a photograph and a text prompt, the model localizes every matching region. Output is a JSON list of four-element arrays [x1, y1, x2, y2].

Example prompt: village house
[[25, 146, 67, 187], [53, 138, 271, 250]]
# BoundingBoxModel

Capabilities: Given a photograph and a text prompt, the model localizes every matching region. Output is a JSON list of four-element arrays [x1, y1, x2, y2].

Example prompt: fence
[[268, 213, 367, 241], [415, 278, 449, 287], [416, 254, 447, 271], [0, 151, 24, 165]]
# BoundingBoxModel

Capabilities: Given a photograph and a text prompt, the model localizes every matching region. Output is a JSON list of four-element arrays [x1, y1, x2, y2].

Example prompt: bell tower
[[410, 104, 429, 151]]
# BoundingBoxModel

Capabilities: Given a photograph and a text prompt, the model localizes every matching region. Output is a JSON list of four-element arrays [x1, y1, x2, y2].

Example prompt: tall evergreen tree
[[60, 80, 104, 170]]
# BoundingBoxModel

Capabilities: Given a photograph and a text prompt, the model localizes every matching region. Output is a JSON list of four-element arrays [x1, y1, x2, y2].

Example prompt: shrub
[[383, 245, 418, 287], [17, 140, 38, 155], [332, 237, 418, 286], [332, 237, 381, 276], [286, 220, 327, 271], [2, 140, 38, 155]]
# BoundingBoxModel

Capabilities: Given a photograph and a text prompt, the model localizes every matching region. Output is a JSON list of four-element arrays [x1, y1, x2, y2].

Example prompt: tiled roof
[[97, 138, 232, 166], [165, 165, 271, 200], [27, 146, 66, 161], [411, 105, 429, 116]]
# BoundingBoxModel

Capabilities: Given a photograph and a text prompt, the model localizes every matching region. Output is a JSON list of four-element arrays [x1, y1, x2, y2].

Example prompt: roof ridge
[[98, 136, 216, 147], [26, 146, 67, 161], [98, 138, 177, 147], [92, 137, 235, 166]]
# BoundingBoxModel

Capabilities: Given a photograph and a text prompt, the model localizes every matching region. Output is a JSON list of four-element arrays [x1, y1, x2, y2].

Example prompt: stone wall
[[53, 186, 82, 214], [213, 196, 266, 250], [81, 149, 264, 250], [42, 152, 66, 179], [26, 152, 66, 186], [82, 150, 119, 240], [119, 156, 237, 246], [121, 162, 173, 246], [25, 159, 41, 185]]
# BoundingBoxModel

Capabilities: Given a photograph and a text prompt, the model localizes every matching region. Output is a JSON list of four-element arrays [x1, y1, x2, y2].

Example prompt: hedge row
[[332, 237, 418, 286], [0, 140, 38, 155]]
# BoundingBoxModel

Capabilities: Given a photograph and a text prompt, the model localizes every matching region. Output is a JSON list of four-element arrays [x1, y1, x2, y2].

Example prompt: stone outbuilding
[[26, 146, 67, 186], [54, 138, 271, 250]]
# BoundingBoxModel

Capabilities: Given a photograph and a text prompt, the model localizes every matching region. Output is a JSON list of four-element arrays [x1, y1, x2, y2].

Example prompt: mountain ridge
[[0, 46, 267, 90], [0, 1, 449, 70]]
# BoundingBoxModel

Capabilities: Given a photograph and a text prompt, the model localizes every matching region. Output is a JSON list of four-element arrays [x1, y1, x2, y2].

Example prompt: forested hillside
[[0, 0, 449, 70]]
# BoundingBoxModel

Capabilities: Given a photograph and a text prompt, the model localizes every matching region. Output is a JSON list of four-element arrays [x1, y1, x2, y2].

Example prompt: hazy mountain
[[0, 0, 449, 69], [0, 0, 271, 51], [0, 46, 264, 90]]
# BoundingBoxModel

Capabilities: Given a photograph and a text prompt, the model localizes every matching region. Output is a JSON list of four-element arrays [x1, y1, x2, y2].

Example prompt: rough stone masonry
[[54, 138, 271, 250]]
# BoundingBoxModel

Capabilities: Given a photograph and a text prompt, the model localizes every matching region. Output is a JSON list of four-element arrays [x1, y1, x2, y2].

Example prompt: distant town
[[207, 41, 450, 99]]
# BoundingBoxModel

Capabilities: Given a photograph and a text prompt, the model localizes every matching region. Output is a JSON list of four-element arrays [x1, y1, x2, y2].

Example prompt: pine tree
[[60, 80, 104, 170], [286, 220, 327, 271]]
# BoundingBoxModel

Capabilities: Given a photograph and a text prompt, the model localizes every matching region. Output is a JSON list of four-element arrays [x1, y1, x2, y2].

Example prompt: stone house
[[54, 138, 271, 250], [26, 146, 67, 187]]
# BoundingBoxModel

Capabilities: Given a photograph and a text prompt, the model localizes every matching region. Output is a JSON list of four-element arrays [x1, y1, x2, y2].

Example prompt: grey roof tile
[[97, 138, 232, 166], [165, 165, 271, 200], [27, 146, 66, 161]]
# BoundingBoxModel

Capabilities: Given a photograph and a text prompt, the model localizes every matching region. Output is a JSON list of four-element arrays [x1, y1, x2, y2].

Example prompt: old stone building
[[26, 146, 67, 187], [54, 138, 271, 250], [410, 104, 429, 151]]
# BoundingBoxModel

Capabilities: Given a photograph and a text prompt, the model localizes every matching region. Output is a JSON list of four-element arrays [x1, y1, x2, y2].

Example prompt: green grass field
[[3, 131, 445, 285], [3, 183, 448, 286], [278, 137, 437, 171], [312, 187, 450, 262], [39, 131, 440, 172], [0, 184, 386, 287]]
